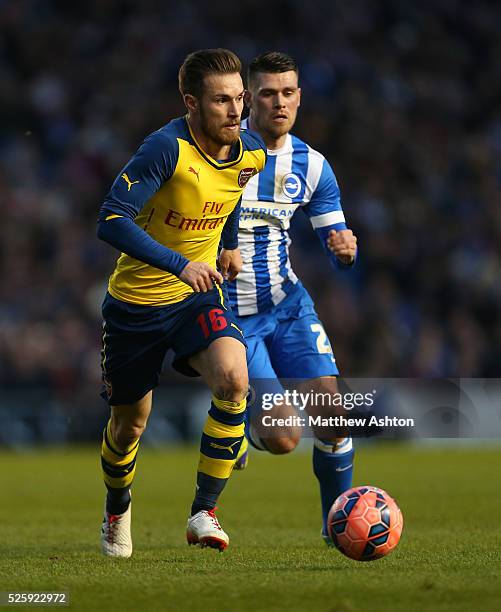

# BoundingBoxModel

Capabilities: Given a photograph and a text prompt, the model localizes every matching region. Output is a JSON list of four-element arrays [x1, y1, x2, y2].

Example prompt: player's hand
[[327, 229, 357, 265], [179, 261, 223, 292], [218, 247, 242, 282]]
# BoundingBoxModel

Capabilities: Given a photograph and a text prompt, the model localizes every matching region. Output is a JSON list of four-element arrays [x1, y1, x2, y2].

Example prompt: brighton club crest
[[281, 173, 302, 198]]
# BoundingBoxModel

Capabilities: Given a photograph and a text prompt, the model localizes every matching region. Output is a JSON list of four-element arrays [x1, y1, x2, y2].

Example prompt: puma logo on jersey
[[209, 440, 240, 455], [121, 173, 140, 191], [188, 166, 200, 182]]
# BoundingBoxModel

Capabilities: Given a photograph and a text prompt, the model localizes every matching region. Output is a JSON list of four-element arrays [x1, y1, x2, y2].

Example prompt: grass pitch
[[1, 444, 500, 611]]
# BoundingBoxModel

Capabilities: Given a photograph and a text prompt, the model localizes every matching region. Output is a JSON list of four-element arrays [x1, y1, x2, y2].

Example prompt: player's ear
[[244, 89, 252, 108], [297, 87, 301, 108], [184, 93, 198, 114]]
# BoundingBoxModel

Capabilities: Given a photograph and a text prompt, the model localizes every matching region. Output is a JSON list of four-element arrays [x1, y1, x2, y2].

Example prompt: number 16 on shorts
[[196, 308, 228, 339]]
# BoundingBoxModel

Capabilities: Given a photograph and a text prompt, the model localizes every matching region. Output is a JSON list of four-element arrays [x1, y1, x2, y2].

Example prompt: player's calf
[[187, 338, 249, 540], [100, 396, 151, 557]]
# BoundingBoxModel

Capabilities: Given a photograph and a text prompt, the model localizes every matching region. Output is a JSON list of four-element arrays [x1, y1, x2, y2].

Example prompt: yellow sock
[[101, 420, 139, 489]]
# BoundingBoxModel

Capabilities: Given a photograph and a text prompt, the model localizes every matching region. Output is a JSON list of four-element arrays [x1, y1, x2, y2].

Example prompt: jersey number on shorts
[[310, 323, 334, 359], [197, 309, 228, 339]]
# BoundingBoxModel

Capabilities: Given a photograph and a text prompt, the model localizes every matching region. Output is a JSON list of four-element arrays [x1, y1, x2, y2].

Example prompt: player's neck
[[248, 116, 288, 151], [187, 116, 232, 161]]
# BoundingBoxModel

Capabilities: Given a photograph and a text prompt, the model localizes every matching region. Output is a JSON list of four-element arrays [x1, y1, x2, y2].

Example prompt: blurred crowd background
[[1, 0, 500, 442]]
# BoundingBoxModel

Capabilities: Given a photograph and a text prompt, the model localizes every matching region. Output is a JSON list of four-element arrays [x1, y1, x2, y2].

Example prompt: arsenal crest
[[238, 167, 257, 188]]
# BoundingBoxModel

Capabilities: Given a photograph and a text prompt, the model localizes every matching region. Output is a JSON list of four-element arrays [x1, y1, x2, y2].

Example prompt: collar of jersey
[[266, 133, 293, 156], [185, 116, 243, 169]]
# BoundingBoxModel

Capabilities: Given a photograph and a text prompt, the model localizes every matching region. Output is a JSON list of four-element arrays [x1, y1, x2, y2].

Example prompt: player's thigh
[[188, 336, 248, 400], [101, 294, 169, 406], [267, 308, 342, 443], [171, 285, 246, 378]]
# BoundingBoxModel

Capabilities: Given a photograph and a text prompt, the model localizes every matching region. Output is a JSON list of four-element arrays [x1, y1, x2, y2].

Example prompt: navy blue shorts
[[101, 285, 246, 405]]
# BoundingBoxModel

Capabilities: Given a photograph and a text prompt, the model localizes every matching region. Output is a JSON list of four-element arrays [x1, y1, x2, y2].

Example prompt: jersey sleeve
[[302, 158, 356, 269], [97, 132, 190, 276], [220, 195, 241, 250], [98, 131, 178, 221], [97, 217, 189, 276]]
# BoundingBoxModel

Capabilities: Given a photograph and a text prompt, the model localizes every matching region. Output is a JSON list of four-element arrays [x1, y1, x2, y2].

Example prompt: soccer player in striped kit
[[228, 52, 358, 545]]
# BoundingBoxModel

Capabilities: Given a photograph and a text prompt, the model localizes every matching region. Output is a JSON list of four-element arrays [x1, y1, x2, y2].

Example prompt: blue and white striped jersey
[[227, 119, 348, 316]]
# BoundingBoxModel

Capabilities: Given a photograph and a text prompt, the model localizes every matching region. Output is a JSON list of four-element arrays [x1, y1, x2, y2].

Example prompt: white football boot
[[186, 508, 229, 551], [101, 501, 132, 558]]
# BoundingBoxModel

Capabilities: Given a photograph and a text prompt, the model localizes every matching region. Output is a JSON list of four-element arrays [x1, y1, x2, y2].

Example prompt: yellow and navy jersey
[[98, 116, 266, 306]]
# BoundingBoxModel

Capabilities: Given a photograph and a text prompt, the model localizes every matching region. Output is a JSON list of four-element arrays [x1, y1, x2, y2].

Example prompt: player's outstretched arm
[[97, 216, 189, 276], [218, 248, 242, 281], [302, 157, 357, 269], [327, 229, 357, 265], [98, 214, 222, 292], [179, 261, 223, 292]]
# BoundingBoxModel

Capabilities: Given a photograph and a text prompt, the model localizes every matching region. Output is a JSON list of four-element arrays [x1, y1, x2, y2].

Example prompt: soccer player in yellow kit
[[97, 49, 266, 556]]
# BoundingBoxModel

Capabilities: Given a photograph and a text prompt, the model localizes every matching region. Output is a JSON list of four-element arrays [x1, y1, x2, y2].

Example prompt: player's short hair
[[179, 48, 242, 98], [247, 51, 298, 87]]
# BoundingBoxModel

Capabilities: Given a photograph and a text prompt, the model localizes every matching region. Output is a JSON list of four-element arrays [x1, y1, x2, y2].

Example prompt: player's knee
[[213, 365, 248, 402], [264, 433, 300, 455], [128, 421, 146, 441], [113, 420, 146, 449]]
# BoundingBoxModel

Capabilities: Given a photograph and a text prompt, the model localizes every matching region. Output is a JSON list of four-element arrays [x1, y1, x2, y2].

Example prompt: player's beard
[[254, 114, 294, 143], [200, 105, 240, 146]]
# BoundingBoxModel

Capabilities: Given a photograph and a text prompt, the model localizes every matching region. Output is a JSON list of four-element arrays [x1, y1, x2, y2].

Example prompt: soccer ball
[[327, 485, 403, 561]]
